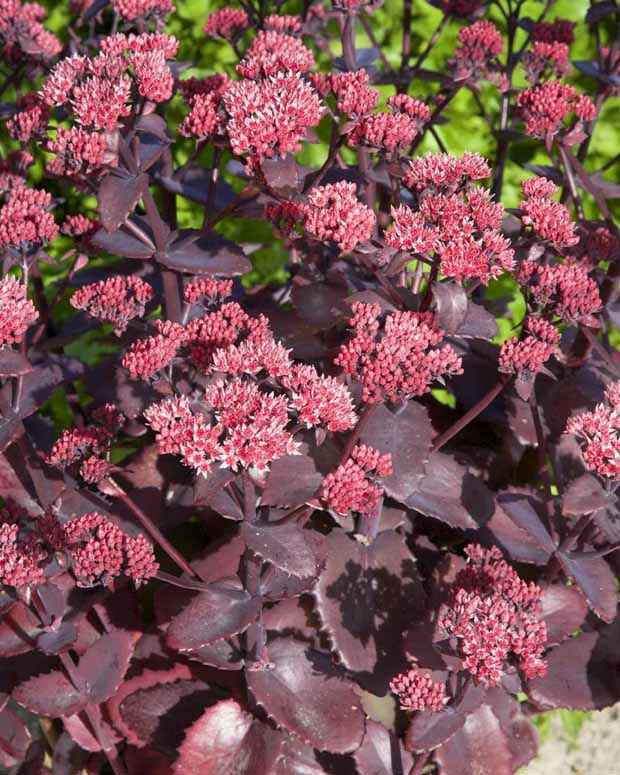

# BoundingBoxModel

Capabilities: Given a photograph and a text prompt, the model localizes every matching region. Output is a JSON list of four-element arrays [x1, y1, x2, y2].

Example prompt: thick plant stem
[[431, 377, 509, 453], [104, 477, 200, 580]]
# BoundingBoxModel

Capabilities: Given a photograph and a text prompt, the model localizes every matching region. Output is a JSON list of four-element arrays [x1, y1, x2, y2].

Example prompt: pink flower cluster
[[438, 544, 547, 686], [450, 20, 503, 84], [265, 14, 303, 34], [71, 275, 154, 335], [302, 181, 376, 253], [388, 155, 513, 283], [532, 19, 575, 45], [518, 259, 601, 324], [63, 512, 158, 587], [237, 30, 315, 79], [566, 382, 620, 480], [0, 510, 46, 588], [203, 7, 249, 39], [0, 275, 39, 347], [282, 365, 357, 432], [523, 41, 571, 83], [61, 213, 100, 238], [6, 93, 49, 143], [122, 319, 186, 380], [390, 668, 447, 712], [184, 278, 233, 305], [46, 404, 123, 484], [0, 186, 58, 250], [520, 178, 579, 251], [321, 444, 392, 516], [403, 151, 491, 193], [311, 69, 379, 117], [178, 74, 229, 139], [517, 80, 596, 140], [0, 0, 62, 63], [112, 0, 175, 21], [0, 150, 32, 193], [223, 73, 324, 161], [335, 303, 463, 404], [349, 95, 431, 154], [499, 316, 559, 376], [46, 127, 110, 178]]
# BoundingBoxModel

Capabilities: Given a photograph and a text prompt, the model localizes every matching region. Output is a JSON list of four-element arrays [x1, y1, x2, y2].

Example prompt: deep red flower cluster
[[441, 0, 484, 17], [71, 275, 154, 334], [0, 150, 32, 192], [203, 7, 249, 39], [438, 544, 547, 686], [0, 0, 62, 63], [517, 80, 596, 139], [0, 186, 58, 250], [321, 444, 392, 516], [498, 316, 559, 376], [518, 259, 601, 324], [566, 382, 620, 480], [335, 303, 462, 403], [532, 19, 575, 45], [390, 668, 447, 712], [311, 69, 379, 117], [451, 20, 504, 84], [403, 151, 491, 193], [520, 177, 579, 250], [573, 221, 620, 267], [63, 512, 158, 587], [0, 274, 39, 347], [523, 41, 571, 83], [302, 181, 375, 253], [388, 156, 513, 283], [112, 0, 175, 21], [237, 30, 315, 79]]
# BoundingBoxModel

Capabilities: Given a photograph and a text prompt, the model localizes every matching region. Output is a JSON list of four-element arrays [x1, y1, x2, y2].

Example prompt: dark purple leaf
[[174, 699, 282, 775], [50, 732, 91, 775], [260, 563, 318, 602], [91, 221, 156, 259], [528, 631, 620, 710], [241, 522, 319, 579], [77, 630, 134, 704], [36, 623, 78, 655], [13, 671, 86, 718], [0, 351, 31, 377], [556, 551, 618, 622], [354, 720, 413, 775], [0, 705, 31, 765], [291, 283, 349, 329], [161, 230, 251, 276], [261, 454, 322, 507], [540, 584, 588, 646], [158, 166, 236, 208], [496, 493, 556, 554], [432, 282, 468, 335], [456, 301, 498, 340], [585, 1, 620, 22], [62, 705, 120, 753], [194, 469, 243, 520], [480, 501, 553, 565], [360, 402, 433, 504], [188, 638, 244, 671], [314, 529, 425, 693], [561, 474, 611, 516], [269, 737, 327, 775], [98, 172, 148, 233], [260, 155, 302, 192], [0, 602, 44, 657], [246, 638, 365, 754], [405, 682, 486, 753], [166, 581, 261, 651]]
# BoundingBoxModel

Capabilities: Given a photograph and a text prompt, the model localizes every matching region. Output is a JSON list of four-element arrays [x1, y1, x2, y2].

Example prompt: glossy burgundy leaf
[[261, 454, 322, 507], [98, 172, 148, 233], [77, 630, 134, 704], [314, 529, 425, 692], [194, 469, 244, 520], [246, 638, 365, 754], [556, 551, 618, 622], [496, 493, 556, 554], [291, 282, 349, 329], [13, 671, 86, 718], [268, 736, 328, 775], [561, 473, 611, 516], [173, 699, 282, 775], [166, 581, 261, 651], [528, 631, 620, 710], [360, 402, 433, 503], [261, 155, 302, 192], [0, 602, 44, 657], [36, 622, 78, 655], [0, 705, 31, 766], [432, 282, 468, 335], [405, 682, 486, 753], [160, 230, 251, 276], [456, 301, 498, 340], [91, 221, 156, 259], [540, 584, 588, 645], [188, 637, 245, 671], [241, 521, 319, 579], [478, 500, 553, 565], [0, 350, 31, 377], [354, 720, 413, 775], [62, 705, 121, 753]]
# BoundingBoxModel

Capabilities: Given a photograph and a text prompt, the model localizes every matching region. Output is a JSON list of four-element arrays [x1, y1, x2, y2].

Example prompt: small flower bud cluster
[[61, 213, 100, 238], [203, 7, 249, 39], [0, 187, 58, 250], [311, 69, 379, 117], [112, 0, 175, 22], [71, 275, 154, 335], [520, 177, 579, 251], [523, 41, 571, 83], [572, 221, 620, 267], [450, 21, 504, 85], [532, 19, 575, 45], [0, 274, 39, 347], [499, 316, 559, 376], [335, 303, 463, 404], [518, 259, 602, 324], [517, 80, 596, 140], [122, 320, 186, 380], [0, 151, 33, 193], [0, 0, 62, 64], [264, 14, 303, 34], [438, 544, 547, 686], [178, 74, 230, 139], [301, 181, 376, 253], [237, 30, 315, 79], [6, 93, 49, 143], [321, 444, 392, 516], [440, 0, 484, 17], [184, 278, 233, 305], [0, 514, 46, 588], [348, 95, 431, 154], [390, 669, 447, 712], [46, 127, 110, 178], [403, 151, 491, 193], [63, 512, 158, 587], [282, 365, 357, 432], [566, 382, 620, 480]]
